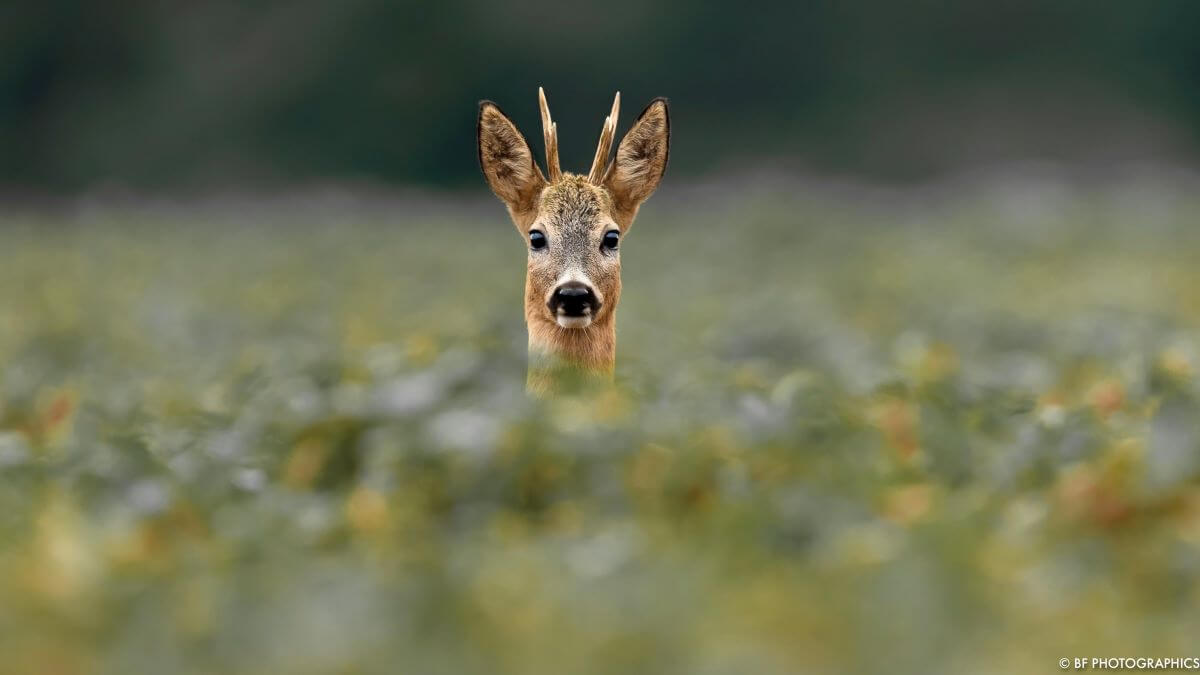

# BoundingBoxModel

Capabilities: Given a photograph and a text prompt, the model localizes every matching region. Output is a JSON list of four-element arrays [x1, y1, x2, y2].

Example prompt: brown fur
[[477, 91, 670, 389]]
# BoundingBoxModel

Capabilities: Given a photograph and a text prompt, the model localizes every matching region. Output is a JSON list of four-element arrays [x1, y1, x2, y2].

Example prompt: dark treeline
[[2, 0, 1198, 190]]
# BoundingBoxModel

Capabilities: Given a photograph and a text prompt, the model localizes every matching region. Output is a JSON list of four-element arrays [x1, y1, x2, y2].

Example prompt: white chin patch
[[555, 315, 592, 329]]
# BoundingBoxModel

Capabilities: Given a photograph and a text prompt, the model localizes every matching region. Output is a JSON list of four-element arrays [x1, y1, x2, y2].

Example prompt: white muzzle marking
[[555, 314, 592, 329]]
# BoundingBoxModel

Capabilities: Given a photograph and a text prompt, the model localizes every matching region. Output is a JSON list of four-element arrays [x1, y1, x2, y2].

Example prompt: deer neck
[[524, 304, 616, 393]]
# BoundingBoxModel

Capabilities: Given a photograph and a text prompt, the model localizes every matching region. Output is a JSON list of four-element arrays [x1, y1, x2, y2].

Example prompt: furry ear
[[604, 98, 669, 222], [477, 101, 545, 213]]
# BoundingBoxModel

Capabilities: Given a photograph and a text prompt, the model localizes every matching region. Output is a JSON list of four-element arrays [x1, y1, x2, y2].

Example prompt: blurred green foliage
[[2, 172, 1200, 672], [2, 0, 1199, 189]]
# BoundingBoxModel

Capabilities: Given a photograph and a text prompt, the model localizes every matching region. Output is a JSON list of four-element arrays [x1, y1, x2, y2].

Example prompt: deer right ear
[[604, 98, 670, 224], [477, 101, 545, 214]]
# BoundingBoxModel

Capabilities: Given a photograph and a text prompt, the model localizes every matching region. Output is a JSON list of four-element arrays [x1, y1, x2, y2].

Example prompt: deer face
[[528, 176, 620, 329], [477, 89, 669, 370]]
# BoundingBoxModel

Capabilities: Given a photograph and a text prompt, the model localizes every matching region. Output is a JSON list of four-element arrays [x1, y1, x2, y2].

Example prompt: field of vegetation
[[2, 170, 1200, 674]]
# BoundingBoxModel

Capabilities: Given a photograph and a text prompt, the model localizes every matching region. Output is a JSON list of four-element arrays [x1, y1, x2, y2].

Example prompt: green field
[[2, 173, 1200, 674]]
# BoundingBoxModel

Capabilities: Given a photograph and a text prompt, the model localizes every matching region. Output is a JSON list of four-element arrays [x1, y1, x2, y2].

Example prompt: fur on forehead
[[534, 174, 622, 230]]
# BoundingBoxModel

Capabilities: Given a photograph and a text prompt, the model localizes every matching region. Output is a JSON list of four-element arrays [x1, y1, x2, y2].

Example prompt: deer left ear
[[604, 98, 669, 222], [477, 101, 546, 215]]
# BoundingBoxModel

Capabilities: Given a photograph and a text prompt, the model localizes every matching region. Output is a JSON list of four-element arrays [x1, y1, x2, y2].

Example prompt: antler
[[538, 87, 562, 183], [587, 92, 620, 184]]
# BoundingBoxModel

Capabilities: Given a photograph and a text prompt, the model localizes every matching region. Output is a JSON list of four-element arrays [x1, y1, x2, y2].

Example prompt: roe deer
[[477, 88, 670, 392]]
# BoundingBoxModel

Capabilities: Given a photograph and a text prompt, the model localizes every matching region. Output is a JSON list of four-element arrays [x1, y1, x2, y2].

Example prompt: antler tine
[[538, 87, 562, 183], [587, 91, 620, 184]]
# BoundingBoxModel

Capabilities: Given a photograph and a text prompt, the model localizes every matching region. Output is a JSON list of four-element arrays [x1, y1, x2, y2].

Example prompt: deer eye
[[602, 230, 619, 251], [529, 231, 547, 250]]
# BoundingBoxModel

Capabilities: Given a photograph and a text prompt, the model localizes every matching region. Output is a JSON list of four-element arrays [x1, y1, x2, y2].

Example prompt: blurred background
[[2, 0, 1199, 192], [3, 4, 1200, 675]]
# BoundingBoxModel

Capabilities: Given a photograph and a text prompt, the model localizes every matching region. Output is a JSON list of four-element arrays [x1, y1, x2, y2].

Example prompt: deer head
[[477, 88, 670, 383]]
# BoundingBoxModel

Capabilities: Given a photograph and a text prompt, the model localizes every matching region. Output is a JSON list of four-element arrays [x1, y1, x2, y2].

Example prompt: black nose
[[548, 282, 599, 317]]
